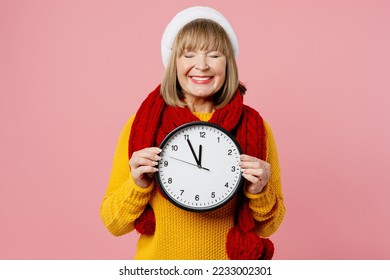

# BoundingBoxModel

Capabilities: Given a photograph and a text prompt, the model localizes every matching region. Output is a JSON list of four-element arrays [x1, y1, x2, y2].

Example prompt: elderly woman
[[100, 6, 285, 260]]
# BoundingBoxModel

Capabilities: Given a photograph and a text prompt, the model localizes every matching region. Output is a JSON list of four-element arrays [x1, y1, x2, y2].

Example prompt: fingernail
[[155, 155, 161, 160]]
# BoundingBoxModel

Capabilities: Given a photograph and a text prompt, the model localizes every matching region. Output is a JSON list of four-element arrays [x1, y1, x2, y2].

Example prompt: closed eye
[[208, 51, 224, 58], [183, 52, 195, 58]]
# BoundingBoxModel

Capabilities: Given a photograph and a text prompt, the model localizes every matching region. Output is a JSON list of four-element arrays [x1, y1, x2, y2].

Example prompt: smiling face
[[161, 19, 239, 109], [176, 49, 227, 104]]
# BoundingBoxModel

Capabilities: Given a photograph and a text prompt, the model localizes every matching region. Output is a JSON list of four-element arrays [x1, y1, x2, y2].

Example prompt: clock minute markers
[[156, 122, 242, 212], [168, 156, 210, 171]]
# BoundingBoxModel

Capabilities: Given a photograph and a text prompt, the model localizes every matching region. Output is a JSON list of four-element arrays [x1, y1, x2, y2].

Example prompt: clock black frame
[[155, 121, 244, 212]]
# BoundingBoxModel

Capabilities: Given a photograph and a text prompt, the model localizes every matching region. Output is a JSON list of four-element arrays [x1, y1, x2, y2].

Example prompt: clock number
[[184, 134, 189, 140], [195, 195, 200, 201], [211, 192, 215, 198], [172, 145, 178, 151], [217, 137, 220, 143], [164, 161, 168, 167], [225, 182, 229, 188], [199, 132, 206, 138], [180, 189, 184, 195], [168, 178, 172, 184], [231, 166, 236, 172], [227, 149, 232, 155]]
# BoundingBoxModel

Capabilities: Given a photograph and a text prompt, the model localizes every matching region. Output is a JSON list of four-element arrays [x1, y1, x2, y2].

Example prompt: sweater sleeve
[[100, 115, 155, 236], [244, 120, 285, 237]]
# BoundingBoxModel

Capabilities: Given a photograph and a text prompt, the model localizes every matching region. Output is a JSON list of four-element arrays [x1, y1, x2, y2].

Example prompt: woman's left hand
[[240, 154, 271, 194]]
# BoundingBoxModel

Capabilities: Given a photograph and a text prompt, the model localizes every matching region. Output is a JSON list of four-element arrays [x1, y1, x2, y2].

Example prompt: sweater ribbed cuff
[[115, 177, 154, 225], [244, 184, 276, 208], [128, 174, 155, 195]]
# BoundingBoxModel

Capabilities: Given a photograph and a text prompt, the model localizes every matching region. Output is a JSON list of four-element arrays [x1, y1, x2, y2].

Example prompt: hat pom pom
[[259, 238, 275, 260], [134, 205, 156, 235], [226, 226, 264, 259]]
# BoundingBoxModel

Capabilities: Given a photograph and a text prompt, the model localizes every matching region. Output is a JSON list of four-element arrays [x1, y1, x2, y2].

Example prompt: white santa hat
[[161, 6, 239, 68]]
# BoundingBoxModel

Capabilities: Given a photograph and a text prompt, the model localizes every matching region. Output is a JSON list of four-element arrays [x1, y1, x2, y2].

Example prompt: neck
[[184, 96, 215, 113]]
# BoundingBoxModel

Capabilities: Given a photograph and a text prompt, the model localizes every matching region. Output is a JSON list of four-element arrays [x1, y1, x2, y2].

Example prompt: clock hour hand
[[198, 144, 202, 166], [187, 139, 201, 166], [169, 156, 210, 171]]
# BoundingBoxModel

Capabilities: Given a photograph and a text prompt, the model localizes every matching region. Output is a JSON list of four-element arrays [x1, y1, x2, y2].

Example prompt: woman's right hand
[[129, 147, 161, 188]]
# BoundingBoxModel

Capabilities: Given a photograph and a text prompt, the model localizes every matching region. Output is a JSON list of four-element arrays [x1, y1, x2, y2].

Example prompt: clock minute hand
[[186, 139, 200, 166], [169, 156, 210, 171]]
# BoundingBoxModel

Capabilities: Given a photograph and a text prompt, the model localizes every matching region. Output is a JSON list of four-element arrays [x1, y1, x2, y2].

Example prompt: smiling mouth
[[190, 76, 214, 83], [191, 76, 211, 81]]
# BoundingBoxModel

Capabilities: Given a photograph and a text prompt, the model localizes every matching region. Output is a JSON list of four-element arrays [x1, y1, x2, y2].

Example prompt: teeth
[[192, 76, 211, 81]]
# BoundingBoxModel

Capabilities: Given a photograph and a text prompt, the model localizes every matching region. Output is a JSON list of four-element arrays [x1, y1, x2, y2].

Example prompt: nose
[[195, 55, 210, 70]]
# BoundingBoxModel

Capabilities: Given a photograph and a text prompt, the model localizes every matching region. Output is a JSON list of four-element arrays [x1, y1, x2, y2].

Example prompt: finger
[[142, 147, 162, 153], [239, 161, 262, 169], [240, 155, 270, 166], [135, 147, 162, 157], [242, 172, 262, 185], [241, 167, 270, 184], [240, 160, 270, 176], [135, 165, 159, 175], [240, 154, 259, 162], [242, 168, 266, 179], [134, 148, 161, 160], [130, 149, 161, 166], [242, 166, 270, 185], [240, 156, 270, 170], [130, 157, 159, 169]]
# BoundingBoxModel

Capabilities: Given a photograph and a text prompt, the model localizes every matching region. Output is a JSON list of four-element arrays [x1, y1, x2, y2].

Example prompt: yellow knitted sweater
[[100, 112, 285, 259]]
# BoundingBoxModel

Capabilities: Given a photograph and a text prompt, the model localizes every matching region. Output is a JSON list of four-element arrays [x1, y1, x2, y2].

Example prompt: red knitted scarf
[[128, 85, 274, 260]]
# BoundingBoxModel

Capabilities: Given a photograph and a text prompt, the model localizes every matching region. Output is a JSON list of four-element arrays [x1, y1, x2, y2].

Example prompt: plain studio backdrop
[[1, 0, 389, 259]]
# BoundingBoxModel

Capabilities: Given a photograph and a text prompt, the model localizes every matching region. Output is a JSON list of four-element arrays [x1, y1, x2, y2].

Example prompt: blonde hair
[[160, 19, 245, 108]]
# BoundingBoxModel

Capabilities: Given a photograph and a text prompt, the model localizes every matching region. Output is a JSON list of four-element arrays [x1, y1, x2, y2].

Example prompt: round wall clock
[[156, 121, 243, 212]]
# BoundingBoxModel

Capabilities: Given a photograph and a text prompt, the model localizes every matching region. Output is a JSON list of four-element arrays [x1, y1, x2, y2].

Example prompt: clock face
[[156, 121, 243, 212]]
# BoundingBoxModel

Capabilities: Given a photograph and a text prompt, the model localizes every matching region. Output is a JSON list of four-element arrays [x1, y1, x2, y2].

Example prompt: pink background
[[1, 0, 389, 260]]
